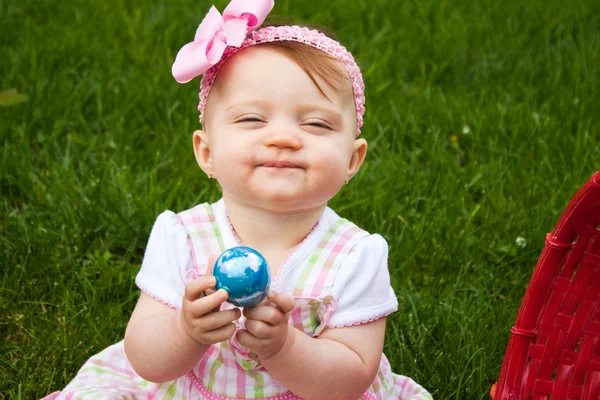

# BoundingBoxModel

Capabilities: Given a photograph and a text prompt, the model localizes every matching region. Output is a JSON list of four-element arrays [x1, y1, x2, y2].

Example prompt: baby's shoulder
[[322, 207, 387, 249], [151, 210, 185, 236], [143, 210, 191, 256], [147, 202, 216, 249]]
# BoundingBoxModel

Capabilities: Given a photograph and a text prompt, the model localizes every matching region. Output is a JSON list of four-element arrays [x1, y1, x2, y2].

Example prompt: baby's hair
[[247, 20, 352, 99], [258, 39, 353, 101]]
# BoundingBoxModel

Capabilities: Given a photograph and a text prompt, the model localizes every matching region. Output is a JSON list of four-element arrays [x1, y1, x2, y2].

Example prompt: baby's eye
[[235, 116, 265, 123], [305, 120, 332, 130]]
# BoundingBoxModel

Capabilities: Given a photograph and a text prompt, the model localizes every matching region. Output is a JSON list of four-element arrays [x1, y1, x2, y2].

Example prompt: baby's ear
[[347, 138, 368, 180], [192, 130, 213, 175]]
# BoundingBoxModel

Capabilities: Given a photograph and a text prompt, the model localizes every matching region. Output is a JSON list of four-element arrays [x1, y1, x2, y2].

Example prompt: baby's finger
[[190, 289, 229, 317], [236, 329, 262, 349], [201, 322, 238, 344], [185, 276, 217, 301], [243, 304, 286, 326], [266, 290, 296, 313], [200, 308, 242, 331], [244, 318, 275, 339]]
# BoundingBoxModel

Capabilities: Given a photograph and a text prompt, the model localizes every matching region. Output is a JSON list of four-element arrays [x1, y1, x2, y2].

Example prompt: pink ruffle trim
[[140, 289, 180, 309], [325, 306, 397, 328]]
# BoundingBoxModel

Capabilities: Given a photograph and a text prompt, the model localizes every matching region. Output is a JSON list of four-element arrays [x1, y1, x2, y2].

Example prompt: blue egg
[[213, 246, 270, 308]]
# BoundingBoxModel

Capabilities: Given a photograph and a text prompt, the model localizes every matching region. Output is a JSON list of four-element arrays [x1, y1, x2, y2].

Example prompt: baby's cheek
[[213, 147, 251, 172], [316, 154, 347, 180], [312, 168, 345, 197]]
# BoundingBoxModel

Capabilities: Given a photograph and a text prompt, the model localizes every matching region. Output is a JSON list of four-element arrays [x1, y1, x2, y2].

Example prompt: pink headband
[[172, 0, 366, 136]]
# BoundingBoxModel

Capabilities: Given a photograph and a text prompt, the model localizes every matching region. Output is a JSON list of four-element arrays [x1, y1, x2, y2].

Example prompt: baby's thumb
[[267, 290, 296, 314], [184, 275, 217, 301]]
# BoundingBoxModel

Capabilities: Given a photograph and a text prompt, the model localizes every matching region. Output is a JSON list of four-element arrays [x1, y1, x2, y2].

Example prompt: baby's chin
[[245, 192, 329, 214]]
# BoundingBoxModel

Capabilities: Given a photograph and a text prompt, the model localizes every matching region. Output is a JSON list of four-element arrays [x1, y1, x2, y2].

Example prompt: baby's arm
[[262, 318, 386, 400], [124, 275, 241, 383]]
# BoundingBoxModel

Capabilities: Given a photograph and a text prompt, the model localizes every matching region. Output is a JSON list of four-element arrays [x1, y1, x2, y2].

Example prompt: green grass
[[1, 0, 599, 398]]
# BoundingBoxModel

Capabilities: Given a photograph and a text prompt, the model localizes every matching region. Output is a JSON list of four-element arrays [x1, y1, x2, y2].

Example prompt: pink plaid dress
[[43, 203, 431, 400]]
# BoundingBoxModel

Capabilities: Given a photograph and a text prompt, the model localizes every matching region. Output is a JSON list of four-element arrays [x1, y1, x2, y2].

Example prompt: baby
[[43, 0, 432, 399]]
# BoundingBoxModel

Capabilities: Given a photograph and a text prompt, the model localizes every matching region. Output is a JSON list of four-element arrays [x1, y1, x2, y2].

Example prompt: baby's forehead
[[210, 46, 354, 109]]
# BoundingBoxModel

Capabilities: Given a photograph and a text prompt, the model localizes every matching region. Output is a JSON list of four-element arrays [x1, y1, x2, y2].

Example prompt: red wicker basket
[[492, 171, 600, 400]]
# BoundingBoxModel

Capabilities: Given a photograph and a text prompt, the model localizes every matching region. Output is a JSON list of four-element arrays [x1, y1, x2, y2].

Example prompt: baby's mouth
[[261, 161, 302, 169]]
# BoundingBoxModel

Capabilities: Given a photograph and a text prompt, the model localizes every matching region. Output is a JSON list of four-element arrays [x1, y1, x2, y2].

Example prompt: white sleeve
[[326, 234, 398, 327], [134, 211, 192, 309]]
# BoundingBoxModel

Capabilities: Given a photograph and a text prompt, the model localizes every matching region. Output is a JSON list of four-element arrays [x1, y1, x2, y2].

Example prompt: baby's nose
[[263, 129, 303, 149]]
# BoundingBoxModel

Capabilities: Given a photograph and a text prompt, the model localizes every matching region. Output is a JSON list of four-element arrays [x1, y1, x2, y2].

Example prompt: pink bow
[[172, 0, 274, 83]]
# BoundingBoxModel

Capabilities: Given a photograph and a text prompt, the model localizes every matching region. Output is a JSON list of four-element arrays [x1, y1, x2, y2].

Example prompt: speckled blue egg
[[213, 246, 270, 308]]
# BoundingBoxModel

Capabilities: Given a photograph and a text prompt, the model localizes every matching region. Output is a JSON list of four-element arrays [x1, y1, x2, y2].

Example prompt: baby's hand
[[236, 291, 296, 359], [180, 256, 242, 347]]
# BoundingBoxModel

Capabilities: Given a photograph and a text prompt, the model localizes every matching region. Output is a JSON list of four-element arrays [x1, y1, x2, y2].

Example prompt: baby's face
[[198, 46, 363, 213]]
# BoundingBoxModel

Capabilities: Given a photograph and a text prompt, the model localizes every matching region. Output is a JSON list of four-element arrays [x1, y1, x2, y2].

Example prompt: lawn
[[1, 0, 599, 398]]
